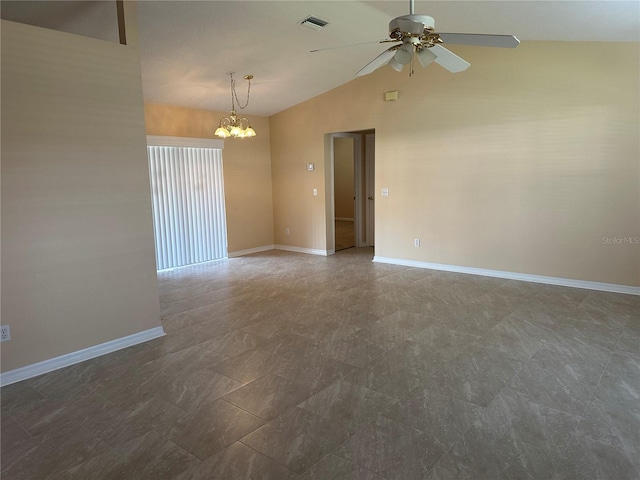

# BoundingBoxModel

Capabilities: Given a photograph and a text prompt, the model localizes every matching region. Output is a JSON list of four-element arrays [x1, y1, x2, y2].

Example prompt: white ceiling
[[2, 1, 639, 116]]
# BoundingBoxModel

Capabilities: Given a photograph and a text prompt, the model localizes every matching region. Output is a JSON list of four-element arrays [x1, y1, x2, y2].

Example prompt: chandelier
[[214, 73, 256, 139]]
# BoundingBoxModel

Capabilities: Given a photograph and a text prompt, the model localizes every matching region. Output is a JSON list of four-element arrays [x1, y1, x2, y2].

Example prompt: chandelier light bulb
[[214, 126, 229, 138]]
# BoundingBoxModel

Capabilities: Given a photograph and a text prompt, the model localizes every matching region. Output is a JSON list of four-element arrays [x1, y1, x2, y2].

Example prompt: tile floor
[[1, 247, 639, 479]]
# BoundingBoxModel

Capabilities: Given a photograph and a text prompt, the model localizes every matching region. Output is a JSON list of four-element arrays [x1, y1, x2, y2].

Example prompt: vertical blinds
[[147, 145, 227, 270]]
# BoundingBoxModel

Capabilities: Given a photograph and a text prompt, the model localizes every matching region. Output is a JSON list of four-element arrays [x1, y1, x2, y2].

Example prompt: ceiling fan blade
[[430, 44, 470, 73], [310, 40, 394, 53], [355, 48, 396, 77], [439, 33, 520, 48]]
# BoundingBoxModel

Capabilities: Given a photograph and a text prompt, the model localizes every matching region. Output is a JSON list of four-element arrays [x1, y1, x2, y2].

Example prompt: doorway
[[331, 130, 375, 253]]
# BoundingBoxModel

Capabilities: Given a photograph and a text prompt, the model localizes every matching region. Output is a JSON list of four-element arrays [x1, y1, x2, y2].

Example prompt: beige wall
[[334, 137, 355, 219], [1, 14, 161, 372], [270, 42, 640, 287], [144, 104, 274, 254]]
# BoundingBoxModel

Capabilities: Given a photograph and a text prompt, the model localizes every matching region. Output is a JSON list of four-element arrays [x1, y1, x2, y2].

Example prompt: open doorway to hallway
[[331, 130, 375, 253]]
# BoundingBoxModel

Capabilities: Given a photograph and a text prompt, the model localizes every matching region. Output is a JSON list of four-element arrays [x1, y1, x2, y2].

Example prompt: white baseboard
[[373, 256, 640, 296], [0, 326, 166, 387], [275, 245, 331, 256], [335, 217, 355, 222], [228, 245, 275, 258]]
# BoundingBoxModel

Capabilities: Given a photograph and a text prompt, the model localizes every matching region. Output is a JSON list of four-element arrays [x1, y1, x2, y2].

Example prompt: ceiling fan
[[312, 0, 519, 76]]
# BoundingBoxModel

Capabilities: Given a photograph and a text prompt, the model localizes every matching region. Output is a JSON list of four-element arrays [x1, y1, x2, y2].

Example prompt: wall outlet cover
[[1, 325, 10, 342]]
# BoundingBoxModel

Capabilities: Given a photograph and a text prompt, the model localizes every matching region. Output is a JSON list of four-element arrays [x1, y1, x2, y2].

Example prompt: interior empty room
[[1, 1, 639, 479]]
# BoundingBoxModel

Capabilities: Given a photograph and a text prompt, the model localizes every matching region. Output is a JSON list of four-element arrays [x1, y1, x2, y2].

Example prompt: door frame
[[365, 133, 375, 247], [330, 133, 363, 249]]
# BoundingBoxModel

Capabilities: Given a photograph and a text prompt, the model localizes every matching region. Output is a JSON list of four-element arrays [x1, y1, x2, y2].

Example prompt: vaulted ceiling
[[2, 1, 639, 116]]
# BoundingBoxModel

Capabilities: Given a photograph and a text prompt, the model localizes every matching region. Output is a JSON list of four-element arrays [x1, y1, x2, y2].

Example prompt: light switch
[[307, 163, 315, 171], [313, 188, 318, 196], [381, 188, 389, 197]]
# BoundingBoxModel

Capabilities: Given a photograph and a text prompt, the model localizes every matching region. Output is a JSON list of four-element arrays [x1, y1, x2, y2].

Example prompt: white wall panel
[[1, 18, 162, 372]]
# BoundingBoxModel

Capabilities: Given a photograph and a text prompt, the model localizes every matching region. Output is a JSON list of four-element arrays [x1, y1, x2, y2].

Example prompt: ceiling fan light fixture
[[417, 47, 437, 68], [349, 0, 519, 78], [394, 43, 414, 65], [388, 57, 404, 72]]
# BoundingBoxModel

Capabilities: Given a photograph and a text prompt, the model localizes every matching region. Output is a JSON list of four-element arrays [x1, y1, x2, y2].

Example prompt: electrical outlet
[[414, 238, 420, 247], [285, 227, 290, 235], [1, 325, 10, 342]]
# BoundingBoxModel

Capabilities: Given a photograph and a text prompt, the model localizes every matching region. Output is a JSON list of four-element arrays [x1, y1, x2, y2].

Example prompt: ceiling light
[[417, 47, 437, 68], [215, 73, 256, 140], [394, 43, 414, 65], [388, 57, 404, 72]]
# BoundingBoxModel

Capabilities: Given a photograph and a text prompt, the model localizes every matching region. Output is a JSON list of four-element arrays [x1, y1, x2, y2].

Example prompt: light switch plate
[[381, 188, 389, 197], [307, 163, 315, 171]]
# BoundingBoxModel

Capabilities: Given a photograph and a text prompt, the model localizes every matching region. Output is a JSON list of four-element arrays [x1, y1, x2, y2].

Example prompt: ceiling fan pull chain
[[409, 50, 414, 77]]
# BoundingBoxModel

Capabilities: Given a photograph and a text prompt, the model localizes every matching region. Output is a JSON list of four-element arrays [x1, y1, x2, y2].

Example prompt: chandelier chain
[[229, 73, 251, 111]]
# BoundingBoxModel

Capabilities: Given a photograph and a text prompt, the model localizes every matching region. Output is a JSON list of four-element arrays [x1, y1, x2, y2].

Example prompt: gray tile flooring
[[1, 247, 639, 479]]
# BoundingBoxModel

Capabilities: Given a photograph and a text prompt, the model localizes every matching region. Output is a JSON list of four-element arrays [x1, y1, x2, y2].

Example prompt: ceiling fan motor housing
[[389, 15, 435, 37]]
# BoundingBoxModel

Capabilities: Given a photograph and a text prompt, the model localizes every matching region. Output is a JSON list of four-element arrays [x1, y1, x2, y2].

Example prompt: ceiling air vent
[[300, 16, 329, 30]]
